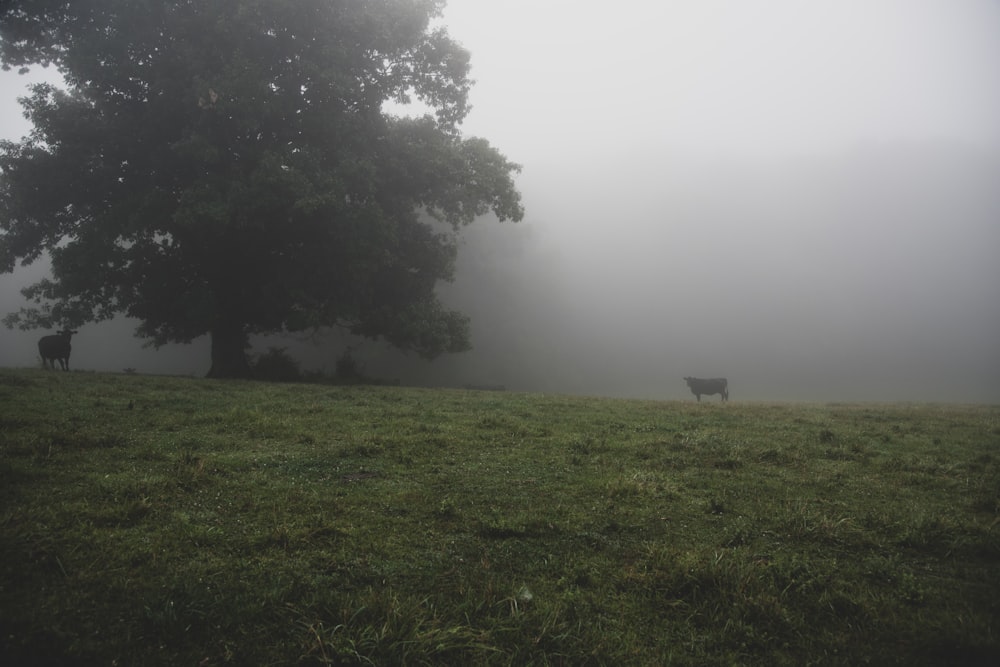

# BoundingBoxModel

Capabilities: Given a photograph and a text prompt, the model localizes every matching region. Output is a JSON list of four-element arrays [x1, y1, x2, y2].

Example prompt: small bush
[[252, 347, 302, 382], [334, 348, 365, 384]]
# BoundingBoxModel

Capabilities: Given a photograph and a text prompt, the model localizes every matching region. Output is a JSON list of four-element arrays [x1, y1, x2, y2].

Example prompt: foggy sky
[[2, 0, 999, 402]]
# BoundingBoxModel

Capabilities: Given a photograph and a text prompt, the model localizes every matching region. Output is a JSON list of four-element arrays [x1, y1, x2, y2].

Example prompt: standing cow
[[684, 376, 728, 402], [38, 330, 78, 371]]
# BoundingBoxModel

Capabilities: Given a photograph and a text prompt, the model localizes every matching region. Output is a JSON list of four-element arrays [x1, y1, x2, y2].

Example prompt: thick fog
[[2, 0, 999, 402]]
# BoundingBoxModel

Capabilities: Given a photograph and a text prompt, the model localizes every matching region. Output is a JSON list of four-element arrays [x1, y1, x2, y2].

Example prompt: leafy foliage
[[0, 0, 523, 377]]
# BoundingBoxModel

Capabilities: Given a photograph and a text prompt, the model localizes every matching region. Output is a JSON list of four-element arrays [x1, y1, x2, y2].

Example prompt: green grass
[[1, 369, 998, 665]]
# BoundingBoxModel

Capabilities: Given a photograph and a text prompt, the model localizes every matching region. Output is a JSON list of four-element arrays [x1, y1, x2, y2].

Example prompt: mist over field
[[2, 0, 999, 402], [361, 143, 1000, 403]]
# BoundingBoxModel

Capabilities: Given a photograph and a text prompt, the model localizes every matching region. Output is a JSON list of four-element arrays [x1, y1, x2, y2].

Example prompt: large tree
[[0, 0, 522, 377]]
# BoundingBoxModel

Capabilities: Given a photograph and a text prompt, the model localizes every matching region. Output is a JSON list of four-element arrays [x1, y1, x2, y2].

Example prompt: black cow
[[38, 330, 78, 371], [683, 376, 728, 402]]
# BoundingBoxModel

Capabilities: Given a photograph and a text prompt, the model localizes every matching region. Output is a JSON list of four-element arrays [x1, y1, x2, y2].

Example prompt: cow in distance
[[684, 376, 728, 402], [38, 330, 78, 371]]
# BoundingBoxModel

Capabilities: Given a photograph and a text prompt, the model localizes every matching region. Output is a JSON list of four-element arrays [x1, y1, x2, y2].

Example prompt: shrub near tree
[[0, 0, 523, 377], [251, 347, 301, 383]]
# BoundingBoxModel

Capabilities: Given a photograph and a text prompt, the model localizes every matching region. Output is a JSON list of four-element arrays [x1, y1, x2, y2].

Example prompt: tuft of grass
[[1, 369, 998, 665]]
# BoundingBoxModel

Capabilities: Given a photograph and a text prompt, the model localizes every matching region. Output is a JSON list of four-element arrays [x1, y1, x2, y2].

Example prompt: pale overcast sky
[[442, 0, 1000, 159], [3, 1, 997, 187]]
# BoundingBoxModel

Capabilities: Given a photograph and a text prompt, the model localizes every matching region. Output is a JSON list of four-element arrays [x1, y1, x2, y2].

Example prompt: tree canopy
[[0, 0, 523, 377]]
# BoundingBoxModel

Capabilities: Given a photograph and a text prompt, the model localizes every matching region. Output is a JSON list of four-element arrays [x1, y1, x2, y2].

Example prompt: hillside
[[1, 369, 998, 665]]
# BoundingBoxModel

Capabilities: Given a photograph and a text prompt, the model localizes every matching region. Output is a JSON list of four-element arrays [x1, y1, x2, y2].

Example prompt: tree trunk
[[206, 321, 253, 379]]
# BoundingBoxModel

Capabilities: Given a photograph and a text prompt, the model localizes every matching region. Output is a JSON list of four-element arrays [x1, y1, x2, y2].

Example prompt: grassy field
[[1, 369, 998, 666]]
